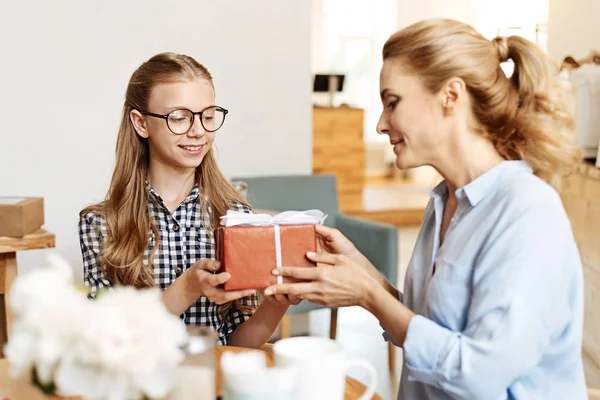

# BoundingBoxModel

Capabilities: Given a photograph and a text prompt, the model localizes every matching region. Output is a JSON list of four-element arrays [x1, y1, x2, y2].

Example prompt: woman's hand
[[316, 225, 392, 290], [264, 252, 379, 308], [316, 225, 361, 261], [188, 259, 256, 305]]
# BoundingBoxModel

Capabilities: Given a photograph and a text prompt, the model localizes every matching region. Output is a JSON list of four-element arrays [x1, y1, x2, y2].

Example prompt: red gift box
[[216, 224, 317, 291]]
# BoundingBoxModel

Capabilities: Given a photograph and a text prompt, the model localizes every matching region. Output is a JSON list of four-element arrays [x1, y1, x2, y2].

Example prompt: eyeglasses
[[139, 106, 228, 135]]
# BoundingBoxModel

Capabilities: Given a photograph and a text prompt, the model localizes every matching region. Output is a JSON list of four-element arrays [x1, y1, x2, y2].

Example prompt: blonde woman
[[266, 19, 586, 398], [79, 53, 298, 348]]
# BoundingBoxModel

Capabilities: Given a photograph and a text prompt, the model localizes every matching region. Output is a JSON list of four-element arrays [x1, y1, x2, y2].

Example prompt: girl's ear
[[130, 109, 149, 139]]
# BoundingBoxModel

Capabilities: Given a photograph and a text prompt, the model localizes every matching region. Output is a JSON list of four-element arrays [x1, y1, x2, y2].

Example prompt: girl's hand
[[188, 259, 256, 304], [261, 291, 303, 307]]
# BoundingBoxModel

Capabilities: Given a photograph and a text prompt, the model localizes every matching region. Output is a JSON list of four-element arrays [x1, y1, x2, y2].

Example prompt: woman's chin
[[395, 155, 419, 171]]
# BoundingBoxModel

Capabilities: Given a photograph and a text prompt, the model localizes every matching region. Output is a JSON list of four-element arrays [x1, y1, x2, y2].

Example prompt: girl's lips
[[179, 144, 204, 155]]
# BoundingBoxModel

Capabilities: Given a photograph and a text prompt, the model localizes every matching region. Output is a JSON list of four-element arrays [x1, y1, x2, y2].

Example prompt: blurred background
[[2, 1, 599, 398]]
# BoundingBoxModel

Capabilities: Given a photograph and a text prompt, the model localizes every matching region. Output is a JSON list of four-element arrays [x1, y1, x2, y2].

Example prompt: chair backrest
[[230, 174, 340, 227]]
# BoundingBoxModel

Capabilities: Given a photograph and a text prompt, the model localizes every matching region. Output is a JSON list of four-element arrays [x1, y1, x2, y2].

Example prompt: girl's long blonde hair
[[383, 19, 581, 187], [81, 52, 252, 316]]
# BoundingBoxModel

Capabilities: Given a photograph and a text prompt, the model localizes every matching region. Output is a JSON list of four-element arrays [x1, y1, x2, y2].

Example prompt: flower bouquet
[[4, 254, 188, 400]]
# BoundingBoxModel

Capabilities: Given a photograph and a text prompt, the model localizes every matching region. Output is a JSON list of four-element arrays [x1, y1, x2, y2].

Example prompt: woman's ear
[[130, 109, 149, 139], [441, 77, 466, 115]]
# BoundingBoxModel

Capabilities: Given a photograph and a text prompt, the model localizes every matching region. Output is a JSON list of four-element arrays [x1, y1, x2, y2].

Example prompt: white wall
[[475, 0, 548, 41], [395, 0, 548, 39], [397, 0, 476, 28], [548, 0, 600, 62], [0, 0, 312, 280]]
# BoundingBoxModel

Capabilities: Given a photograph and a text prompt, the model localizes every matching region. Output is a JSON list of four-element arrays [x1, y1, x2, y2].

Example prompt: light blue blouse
[[387, 161, 586, 399]]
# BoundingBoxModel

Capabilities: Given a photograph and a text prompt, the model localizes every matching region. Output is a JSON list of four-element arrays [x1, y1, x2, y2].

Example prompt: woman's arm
[[264, 252, 413, 343], [363, 282, 415, 345]]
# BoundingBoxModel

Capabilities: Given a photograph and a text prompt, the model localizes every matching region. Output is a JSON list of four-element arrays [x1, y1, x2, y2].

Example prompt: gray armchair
[[231, 174, 399, 375]]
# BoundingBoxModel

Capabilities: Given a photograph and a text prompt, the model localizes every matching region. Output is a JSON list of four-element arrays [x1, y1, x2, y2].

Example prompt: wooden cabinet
[[560, 164, 600, 388], [312, 106, 365, 212]]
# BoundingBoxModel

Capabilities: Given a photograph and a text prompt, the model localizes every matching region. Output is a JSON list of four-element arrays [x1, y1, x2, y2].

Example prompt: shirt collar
[[430, 160, 532, 206], [145, 180, 200, 210]]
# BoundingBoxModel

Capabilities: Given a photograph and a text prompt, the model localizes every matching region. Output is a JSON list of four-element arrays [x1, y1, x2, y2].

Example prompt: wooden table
[[0, 229, 55, 355], [0, 345, 382, 399]]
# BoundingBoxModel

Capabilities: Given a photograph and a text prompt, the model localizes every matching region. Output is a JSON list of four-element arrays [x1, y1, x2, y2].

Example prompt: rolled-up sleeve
[[78, 212, 114, 297], [402, 201, 574, 399]]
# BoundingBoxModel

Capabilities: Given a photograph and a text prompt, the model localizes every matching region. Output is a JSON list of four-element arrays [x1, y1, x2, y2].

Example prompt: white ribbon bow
[[219, 209, 327, 284], [220, 209, 327, 227]]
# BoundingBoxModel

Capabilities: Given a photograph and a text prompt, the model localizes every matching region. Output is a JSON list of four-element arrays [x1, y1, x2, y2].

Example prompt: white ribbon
[[220, 210, 327, 284], [274, 225, 283, 284], [220, 209, 327, 227]]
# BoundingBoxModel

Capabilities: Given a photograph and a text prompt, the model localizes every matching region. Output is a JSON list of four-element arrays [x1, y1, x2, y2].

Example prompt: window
[[312, 0, 396, 142]]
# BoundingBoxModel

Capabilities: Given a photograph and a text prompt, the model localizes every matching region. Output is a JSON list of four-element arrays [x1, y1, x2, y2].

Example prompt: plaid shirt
[[78, 182, 259, 345]]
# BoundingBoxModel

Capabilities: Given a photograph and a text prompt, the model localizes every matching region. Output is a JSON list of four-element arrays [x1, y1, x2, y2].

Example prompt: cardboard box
[[0, 197, 44, 237], [216, 224, 317, 291]]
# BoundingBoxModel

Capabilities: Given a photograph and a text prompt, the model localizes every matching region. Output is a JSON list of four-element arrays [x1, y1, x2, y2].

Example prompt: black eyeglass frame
[[138, 105, 229, 134]]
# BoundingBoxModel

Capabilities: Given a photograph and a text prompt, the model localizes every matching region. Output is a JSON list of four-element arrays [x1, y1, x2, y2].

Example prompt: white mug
[[273, 336, 377, 400]]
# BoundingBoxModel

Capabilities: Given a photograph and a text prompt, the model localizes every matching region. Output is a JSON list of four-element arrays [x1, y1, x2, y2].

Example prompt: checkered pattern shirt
[[78, 182, 259, 345]]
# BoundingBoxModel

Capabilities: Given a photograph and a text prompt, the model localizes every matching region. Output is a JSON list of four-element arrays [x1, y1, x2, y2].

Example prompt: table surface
[[0, 229, 55, 254], [0, 345, 382, 399]]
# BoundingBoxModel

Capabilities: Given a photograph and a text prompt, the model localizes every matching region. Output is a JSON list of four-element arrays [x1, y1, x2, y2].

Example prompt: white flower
[[56, 287, 187, 400], [9, 253, 76, 318], [5, 253, 189, 400], [5, 253, 88, 385]]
